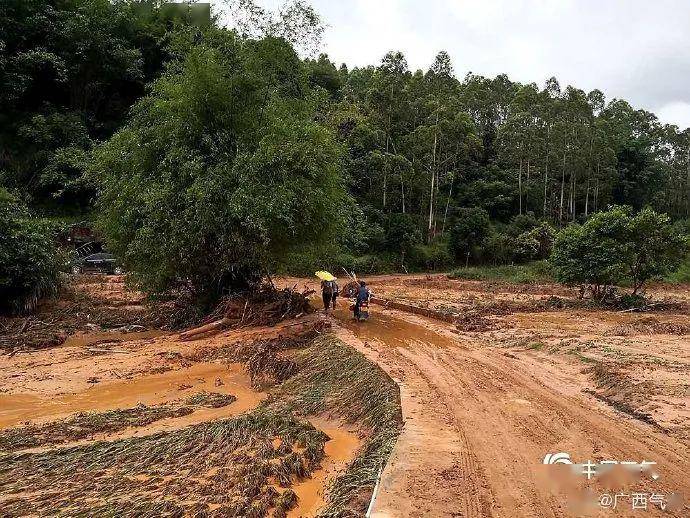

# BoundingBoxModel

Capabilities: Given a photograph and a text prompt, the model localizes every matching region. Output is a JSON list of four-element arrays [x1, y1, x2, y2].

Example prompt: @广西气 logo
[[543, 452, 573, 465]]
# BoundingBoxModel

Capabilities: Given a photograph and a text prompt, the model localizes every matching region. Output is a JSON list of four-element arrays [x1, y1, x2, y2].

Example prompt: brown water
[[0, 362, 264, 428], [289, 419, 361, 517], [332, 306, 459, 349]]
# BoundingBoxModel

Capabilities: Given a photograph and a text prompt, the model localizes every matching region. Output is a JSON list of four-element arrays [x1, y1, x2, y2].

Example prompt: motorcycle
[[350, 299, 370, 322]]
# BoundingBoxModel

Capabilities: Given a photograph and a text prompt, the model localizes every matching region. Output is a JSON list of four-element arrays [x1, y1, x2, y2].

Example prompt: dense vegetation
[[551, 206, 686, 299], [1, 0, 689, 310], [0, 189, 62, 314]]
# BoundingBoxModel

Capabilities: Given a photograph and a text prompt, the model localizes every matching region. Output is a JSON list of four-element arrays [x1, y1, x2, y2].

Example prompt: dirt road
[[333, 308, 689, 517], [277, 271, 690, 518]]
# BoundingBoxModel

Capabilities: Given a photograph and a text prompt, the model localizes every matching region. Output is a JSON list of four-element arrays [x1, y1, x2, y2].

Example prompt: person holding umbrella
[[315, 271, 338, 311]]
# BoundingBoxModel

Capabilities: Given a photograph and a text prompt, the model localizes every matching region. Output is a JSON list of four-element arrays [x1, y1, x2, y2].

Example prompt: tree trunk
[[686, 145, 690, 217], [559, 149, 566, 222], [383, 173, 387, 209], [526, 158, 531, 214], [383, 134, 389, 209], [401, 174, 406, 213], [518, 158, 523, 215], [428, 110, 439, 240], [543, 127, 550, 218], [570, 171, 577, 221], [441, 176, 454, 235]]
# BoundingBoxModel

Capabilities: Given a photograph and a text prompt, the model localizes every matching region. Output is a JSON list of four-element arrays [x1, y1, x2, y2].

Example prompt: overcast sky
[[212, 0, 690, 129]]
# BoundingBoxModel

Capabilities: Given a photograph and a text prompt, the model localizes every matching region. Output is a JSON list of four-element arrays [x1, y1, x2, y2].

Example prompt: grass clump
[[0, 404, 194, 452], [185, 392, 237, 408], [449, 261, 554, 284], [0, 410, 327, 516]]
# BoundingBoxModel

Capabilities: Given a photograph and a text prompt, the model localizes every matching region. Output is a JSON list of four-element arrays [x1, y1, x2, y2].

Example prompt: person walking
[[353, 280, 370, 320], [321, 279, 334, 310]]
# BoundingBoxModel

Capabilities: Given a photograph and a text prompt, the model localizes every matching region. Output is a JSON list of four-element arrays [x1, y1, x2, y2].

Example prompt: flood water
[[0, 362, 264, 428], [332, 305, 459, 349]]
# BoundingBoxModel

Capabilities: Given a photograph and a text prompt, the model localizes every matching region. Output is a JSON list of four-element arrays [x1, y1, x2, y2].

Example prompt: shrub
[[514, 222, 555, 262], [410, 240, 453, 271], [625, 207, 688, 293], [550, 206, 686, 298], [507, 213, 540, 236], [481, 232, 516, 265], [0, 189, 63, 314], [449, 207, 491, 265]]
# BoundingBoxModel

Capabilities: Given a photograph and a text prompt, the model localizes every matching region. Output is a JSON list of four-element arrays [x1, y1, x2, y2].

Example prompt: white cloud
[[656, 102, 690, 130]]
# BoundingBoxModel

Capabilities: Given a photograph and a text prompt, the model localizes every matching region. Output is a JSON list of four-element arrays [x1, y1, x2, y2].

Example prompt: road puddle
[[332, 307, 458, 349], [0, 362, 265, 429]]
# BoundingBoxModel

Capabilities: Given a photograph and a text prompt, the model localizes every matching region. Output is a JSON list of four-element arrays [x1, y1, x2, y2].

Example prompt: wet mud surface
[[280, 274, 690, 516]]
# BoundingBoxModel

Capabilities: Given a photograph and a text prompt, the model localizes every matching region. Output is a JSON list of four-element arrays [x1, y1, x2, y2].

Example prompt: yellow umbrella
[[315, 270, 336, 282]]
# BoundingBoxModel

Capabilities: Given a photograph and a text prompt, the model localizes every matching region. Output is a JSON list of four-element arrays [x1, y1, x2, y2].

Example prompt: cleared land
[[283, 274, 690, 517], [1, 274, 688, 516]]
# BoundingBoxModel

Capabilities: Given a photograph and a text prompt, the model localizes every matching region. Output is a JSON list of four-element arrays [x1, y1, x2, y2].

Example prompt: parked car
[[71, 253, 123, 275]]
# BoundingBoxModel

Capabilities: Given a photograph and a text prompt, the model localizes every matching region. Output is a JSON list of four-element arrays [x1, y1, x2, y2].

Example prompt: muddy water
[[62, 329, 167, 348], [289, 419, 361, 517], [332, 306, 459, 349], [0, 362, 264, 429]]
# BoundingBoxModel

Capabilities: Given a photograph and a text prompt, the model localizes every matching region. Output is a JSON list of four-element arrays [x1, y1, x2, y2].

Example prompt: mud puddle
[[332, 307, 458, 349], [0, 362, 265, 429], [289, 419, 361, 517]]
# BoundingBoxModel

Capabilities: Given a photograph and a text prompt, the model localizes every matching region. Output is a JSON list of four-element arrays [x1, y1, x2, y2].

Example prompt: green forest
[[2, 0, 689, 312]]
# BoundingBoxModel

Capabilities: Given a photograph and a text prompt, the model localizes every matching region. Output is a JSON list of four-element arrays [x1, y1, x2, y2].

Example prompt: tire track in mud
[[334, 309, 690, 517], [335, 328, 493, 518], [394, 345, 492, 518]]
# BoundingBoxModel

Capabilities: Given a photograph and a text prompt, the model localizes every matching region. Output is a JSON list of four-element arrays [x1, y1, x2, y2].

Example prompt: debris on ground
[[179, 285, 315, 341], [0, 275, 159, 354], [0, 403, 197, 452], [0, 411, 326, 516], [184, 392, 237, 408], [605, 316, 690, 336]]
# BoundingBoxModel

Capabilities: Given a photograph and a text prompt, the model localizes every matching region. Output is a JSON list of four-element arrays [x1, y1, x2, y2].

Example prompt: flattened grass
[[0, 329, 403, 517], [0, 411, 326, 517], [271, 335, 403, 517]]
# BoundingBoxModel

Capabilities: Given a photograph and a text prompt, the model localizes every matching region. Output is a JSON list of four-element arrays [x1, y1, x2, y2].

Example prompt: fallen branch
[[179, 285, 314, 342], [179, 318, 231, 341]]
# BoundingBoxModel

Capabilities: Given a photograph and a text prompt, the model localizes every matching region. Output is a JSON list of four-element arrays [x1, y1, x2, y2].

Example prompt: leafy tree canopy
[[550, 206, 687, 298], [93, 41, 347, 305]]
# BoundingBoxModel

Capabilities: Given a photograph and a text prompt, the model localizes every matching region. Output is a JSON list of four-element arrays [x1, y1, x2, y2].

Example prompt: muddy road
[[284, 275, 690, 517], [2, 274, 688, 516]]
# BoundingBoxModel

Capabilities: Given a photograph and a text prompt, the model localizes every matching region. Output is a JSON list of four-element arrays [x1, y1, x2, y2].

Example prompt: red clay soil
[[279, 274, 689, 517]]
